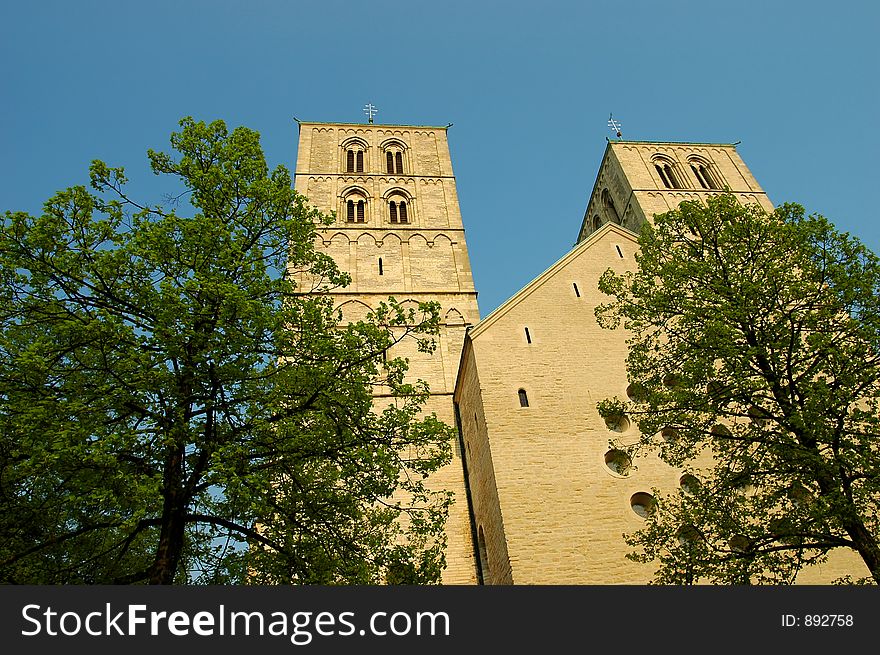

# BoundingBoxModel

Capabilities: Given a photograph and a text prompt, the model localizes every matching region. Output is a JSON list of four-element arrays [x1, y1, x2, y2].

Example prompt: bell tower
[[293, 119, 480, 583]]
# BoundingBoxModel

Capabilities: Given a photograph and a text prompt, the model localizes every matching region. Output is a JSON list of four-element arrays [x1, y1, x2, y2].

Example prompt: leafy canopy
[[597, 193, 880, 584], [0, 117, 454, 584]]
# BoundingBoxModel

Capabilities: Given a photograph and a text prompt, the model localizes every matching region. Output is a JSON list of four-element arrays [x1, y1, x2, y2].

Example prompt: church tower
[[293, 120, 480, 583], [577, 140, 773, 241]]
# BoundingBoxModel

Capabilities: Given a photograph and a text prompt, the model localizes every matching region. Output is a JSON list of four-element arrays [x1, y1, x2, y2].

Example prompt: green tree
[[0, 117, 453, 584], [596, 193, 880, 584]]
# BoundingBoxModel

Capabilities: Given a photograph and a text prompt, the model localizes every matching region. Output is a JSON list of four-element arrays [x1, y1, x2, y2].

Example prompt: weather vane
[[608, 113, 622, 138], [363, 103, 378, 124]]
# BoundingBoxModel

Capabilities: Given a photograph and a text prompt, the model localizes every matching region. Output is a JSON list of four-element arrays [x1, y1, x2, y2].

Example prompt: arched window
[[344, 190, 368, 223], [342, 138, 368, 173], [386, 192, 411, 224], [518, 388, 529, 407], [653, 156, 684, 189], [381, 140, 407, 176], [602, 188, 621, 224], [689, 157, 722, 190], [345, 148, 365, 173]]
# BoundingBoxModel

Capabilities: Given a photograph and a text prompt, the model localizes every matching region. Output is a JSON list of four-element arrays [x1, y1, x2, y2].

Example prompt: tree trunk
[[843, 518, 880, 584], [149, 443, 187, 584]]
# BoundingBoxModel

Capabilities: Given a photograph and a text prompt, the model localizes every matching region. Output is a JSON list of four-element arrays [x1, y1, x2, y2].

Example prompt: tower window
[[342, 138, 369, 174], [518, 388, 529, 407], [382, 144, 406, 175], [343, 189, 368, 224], [602, 188, 621, 224], [378, 257, 383, 275], [387, 195, 410, 224], [346, 148, 365, 173], [689, 159, 722, 190], [379, 139, 407, 175], [653, 157, 684, 189], [524, 327, 532, 344]]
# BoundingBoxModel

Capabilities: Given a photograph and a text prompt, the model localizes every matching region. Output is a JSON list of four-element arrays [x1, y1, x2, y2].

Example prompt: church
[[292, 119, 863, 584]]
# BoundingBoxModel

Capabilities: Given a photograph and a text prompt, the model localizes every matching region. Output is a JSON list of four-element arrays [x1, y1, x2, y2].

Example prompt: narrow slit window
[[399, 201, 408, 223], [357, 200, 365, 222], [346, 150, 355, 173], [390, 201, 398, 223], [524, 327, 532, 343], [378, 257, 383, 275], [616, 245, 624, 258], [395, 151, 403, 174], [518, 389, 529, 407], [573, 283, 580, 297], [386, 151, 394, 174], [346, 200, 355, 222]]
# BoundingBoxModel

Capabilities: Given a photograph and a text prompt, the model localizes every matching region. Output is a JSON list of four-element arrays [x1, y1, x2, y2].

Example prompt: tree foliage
[[0, 117, 454, 584], [596, 193, 880, 584]]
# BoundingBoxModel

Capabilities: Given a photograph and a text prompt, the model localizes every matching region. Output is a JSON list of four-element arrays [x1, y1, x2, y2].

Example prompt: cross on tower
[[608, 114, 622, 138], [363, 103, 378, 124]]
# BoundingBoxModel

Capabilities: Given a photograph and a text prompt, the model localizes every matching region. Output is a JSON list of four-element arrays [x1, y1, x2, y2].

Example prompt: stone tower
[[577, 140, 773, 242], [293, 120, 480, 583]]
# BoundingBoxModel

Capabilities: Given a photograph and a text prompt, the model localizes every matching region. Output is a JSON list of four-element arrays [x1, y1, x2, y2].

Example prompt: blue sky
[[2, 0, 877, 316]]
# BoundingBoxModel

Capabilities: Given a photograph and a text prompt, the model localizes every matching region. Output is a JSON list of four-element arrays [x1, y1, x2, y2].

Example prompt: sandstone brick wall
[[457, 226, 679, 583]]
